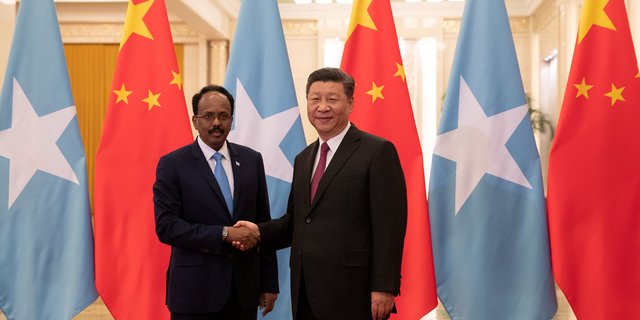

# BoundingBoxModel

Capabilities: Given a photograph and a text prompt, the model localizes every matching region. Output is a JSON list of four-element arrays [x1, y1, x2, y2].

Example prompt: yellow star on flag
[[636, 64, 639, 78], [170, 71, 183, 90], [394, 63, 406, 82], [578, 0, 616, 44], [346, 0, 377, 41], [604, 83, 625, 106], [574, 78, 594, 98], [143, 90, 161, 110], [113, 84, 133, 104], [366, 82, 385, 103], [120, 0, 155, 50]]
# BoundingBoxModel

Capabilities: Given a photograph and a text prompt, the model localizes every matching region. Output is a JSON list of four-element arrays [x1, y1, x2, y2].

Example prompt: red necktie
[[310, 142, 329, 203]]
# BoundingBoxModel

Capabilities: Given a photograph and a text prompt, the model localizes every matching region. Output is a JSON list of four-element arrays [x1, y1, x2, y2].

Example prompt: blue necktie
[[212, 152, 233, 217]]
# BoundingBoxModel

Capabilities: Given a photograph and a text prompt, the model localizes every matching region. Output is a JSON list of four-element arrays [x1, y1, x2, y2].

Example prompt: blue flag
[[427, 0, 557, 318], [224, 0, 306, 319], [0, 0, 98, 319]]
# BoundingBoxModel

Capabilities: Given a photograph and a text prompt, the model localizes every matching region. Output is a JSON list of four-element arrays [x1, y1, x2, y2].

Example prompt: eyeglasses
[[195, 113, 232, 122]]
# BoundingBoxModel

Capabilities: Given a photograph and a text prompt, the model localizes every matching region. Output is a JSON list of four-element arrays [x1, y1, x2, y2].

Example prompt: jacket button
[[299, 252, 302, 257], [306, 217, 311, 223], [228, 253, 232, 258]]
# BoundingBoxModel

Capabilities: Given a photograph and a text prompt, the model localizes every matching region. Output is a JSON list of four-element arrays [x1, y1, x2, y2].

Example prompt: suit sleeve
[[258, 187, 295, 252], [257, 152, 301, 252], [255, 153, 280, 294], [369, 140, 408, 294], [153, 154, 224, 255]]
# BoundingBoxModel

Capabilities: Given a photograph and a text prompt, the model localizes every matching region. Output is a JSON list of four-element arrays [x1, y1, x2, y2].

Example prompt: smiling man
[[235, 68, 408, 320], [153, 85, 279, 319]]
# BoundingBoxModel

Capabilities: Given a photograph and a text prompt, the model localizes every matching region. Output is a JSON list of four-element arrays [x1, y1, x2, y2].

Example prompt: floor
[[0, 297, 113, 320], [422, 285, 578, 320], [0, 287, 578, 320]]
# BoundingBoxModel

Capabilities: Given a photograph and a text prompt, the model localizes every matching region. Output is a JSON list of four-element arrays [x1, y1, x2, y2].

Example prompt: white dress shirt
[[311, 122, 351, 182], [197, 137, 234, 198]]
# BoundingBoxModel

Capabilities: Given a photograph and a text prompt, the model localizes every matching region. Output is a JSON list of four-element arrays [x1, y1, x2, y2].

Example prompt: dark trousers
[[171, 279, 256, 320], [296, 268, 317, 320], [296, 268, 392, 320]]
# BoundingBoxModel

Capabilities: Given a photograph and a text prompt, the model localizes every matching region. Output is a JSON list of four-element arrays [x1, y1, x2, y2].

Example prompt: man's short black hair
[[305, 67, 355, 100], [192, 85, 235, 116]]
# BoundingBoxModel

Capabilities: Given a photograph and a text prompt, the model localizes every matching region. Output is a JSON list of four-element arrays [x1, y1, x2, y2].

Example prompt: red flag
[[547, 0, 640, 319], [340, 0, 437, 318], [94, 0, 193, 318]]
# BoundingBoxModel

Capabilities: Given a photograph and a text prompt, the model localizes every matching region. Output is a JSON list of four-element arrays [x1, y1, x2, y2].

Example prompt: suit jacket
[[153, 139, 278, 314], [259, 124, 408, 320]]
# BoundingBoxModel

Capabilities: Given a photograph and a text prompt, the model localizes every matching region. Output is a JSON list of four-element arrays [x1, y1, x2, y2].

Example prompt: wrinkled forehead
[[308, 81, 346, 96]]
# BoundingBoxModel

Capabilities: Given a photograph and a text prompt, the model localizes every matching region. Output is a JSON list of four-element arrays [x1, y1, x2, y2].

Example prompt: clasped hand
[[228, 221, 260, 251], [225, 224, 260, 249]]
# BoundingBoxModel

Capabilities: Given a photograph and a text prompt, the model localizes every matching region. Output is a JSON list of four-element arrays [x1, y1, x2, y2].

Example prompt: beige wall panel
[[283, 20, 319, 145], [285, 35, 317, 145], [628, 0, 640, 64], [0, 3, 16, 83], [514, 34, 532, 94], [209, 40, 228, 87], [442, 34, 457, 103], [183, 42, 200, 139]]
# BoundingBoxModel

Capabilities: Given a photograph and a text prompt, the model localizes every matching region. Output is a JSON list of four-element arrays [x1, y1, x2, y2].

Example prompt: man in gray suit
[[235, 68, 407, 320]]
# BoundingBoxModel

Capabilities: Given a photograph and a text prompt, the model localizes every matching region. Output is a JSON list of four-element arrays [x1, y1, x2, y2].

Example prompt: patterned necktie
[[212, 152, 233, 216], [310, 142, 330, 203]]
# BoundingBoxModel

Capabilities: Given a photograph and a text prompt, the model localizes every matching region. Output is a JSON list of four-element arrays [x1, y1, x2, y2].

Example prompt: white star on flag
[[0, 78, 80, 209], [433, 76, 532, 214], [228, 78, 300, 183]]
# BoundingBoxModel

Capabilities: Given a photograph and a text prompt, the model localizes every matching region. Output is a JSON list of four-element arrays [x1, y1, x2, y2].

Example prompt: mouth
[[316, 116, 332, 122], [208, 128, 224, 136]]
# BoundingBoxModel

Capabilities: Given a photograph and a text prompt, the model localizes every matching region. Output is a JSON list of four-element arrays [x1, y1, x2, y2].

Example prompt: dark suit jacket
[[153, 139, 278, 314], [259, 124, 408, 320]]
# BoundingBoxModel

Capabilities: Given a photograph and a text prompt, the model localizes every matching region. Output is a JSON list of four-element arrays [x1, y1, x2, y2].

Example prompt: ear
[[348, 97, 354, 112], [192, 115, 198, 129]]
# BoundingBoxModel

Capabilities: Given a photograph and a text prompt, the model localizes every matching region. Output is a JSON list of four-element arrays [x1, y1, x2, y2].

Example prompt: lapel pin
[[235, 161, 240, 166]]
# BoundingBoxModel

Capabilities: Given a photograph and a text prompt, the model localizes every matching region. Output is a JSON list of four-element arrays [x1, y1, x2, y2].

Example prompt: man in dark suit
[[235, 68, 408, 320], [154, 85, 279, 320]]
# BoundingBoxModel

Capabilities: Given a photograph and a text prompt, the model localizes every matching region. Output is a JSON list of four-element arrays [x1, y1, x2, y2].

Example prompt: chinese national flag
[[340, 0, 437, 318], [547, 0, 640, 319], [94, 0, 193, 319]]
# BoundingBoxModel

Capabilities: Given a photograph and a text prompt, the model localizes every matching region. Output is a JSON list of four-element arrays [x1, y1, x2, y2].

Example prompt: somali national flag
[[0, 0, 98, 319], [427, 0, 557, 318], [224, 0, 306, 319]]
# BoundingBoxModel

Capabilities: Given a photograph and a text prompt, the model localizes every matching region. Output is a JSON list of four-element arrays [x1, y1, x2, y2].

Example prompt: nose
[[318, 100, 330, 112]]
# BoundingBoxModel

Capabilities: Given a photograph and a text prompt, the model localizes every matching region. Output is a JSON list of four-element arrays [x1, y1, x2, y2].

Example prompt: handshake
[[225, 221, 260, 251]]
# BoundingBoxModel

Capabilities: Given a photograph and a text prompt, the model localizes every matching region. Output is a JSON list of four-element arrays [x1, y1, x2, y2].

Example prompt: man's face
[[307, 81, 353, 141], [192, 91, 233, 151]]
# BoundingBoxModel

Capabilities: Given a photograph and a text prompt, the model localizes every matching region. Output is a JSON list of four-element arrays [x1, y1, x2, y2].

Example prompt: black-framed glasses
[[195, 113, 232, 122]]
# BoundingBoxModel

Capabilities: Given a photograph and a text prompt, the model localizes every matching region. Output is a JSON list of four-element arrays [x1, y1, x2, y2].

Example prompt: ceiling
[[50, 0, 544, 39]]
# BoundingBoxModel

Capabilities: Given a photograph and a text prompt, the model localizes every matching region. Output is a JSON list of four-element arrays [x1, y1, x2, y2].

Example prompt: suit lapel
[[228, 142, 242, 220], [309, 125, 361, 211], [301, 141, 319, 207], [191, 140, 229, 215]]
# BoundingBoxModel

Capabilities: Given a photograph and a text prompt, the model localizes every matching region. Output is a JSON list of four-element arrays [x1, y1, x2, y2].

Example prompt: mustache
[[208, 125, 224, 134]]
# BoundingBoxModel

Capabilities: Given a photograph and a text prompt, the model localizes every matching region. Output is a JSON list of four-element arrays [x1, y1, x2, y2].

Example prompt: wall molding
[[60, 22, 201, 43], [443, 16, 530, 35], [532, 0, 557, 32], [282, 20, 318, 37]]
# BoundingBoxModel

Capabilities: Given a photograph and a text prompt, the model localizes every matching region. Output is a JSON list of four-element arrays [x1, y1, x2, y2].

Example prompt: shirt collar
[[321, 122, 351, 152], [197, 136, 230, 161]]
